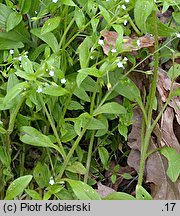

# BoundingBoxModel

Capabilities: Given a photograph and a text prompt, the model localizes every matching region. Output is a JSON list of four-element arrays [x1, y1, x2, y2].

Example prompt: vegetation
[[0, 0, 179, 200]]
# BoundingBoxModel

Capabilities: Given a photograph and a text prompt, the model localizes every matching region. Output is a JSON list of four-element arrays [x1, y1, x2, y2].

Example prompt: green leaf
[[0, 126, 6, 135], [15, 70, 35, 81], [87, 117, 107, 130], [160, 147, 180, 182], [5, 175, 32, 200], [73, 87, 90, 102], [41, 17, 60, 35], [20, 126, 59, 150], [74, 113, 106, 135], [0, 3, 12, 29], [114, 78, 142, 103], [64, 179, 101, 200], [31, 28, 59, 53], [146, 15, 176, 37], [3, 82, 29, 105], [118, 124, 128, 141], [98, 147, 109, 168], [61, 123, 77, 142], [33, 162, 51, 188], [93, 102, 126, 116], [77, 68, 103, 87], [66, 162, 86, 175], [25, 189, 42, 200], [74, 7, 85, 29], [0, 38, 24, 50], [171, 88, 180, 97], [18, 0, 31, 13], [21, 56, 34, 74], [6, 12, 22, 32], [68, 101, 84, 110], [77, 37, 93, 69], [103, 192, 136, 200], [136, 185, 153, 200], [62, 0, 76, 6], [42, 85, 69, 97], [121, 173, 133, 180], [0, 146, 11, 167], [134, 0, 154, 33], [112, 24, 124, 51], [173, 12, 180, 24], [167, 64, 180, 80], [99, 5, 111, 23]]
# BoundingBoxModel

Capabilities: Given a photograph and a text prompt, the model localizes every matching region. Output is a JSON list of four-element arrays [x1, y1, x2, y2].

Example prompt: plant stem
[[84, 130, 95, 183], [56, 119, 91, 182], [128, 15, 142, 36], [137, 11, 159, 186], [39, 95, 66, 160]]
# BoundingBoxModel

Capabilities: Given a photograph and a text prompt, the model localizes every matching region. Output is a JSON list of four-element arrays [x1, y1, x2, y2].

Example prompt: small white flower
[[123, 57, 128, 61], [154, 0, 156, 2], [111, 48, 117, 53], [125, 0, 130, 2], [20, 65, 22, 68], [24, 54, 28, 58], [176, 33, 180, 38], [137, 39, 141, 47], [35, 11, 38, 14], [36, 86, 43, 93], [49, 177, 55, 185], [9, 49, 14, 54], [61, 78, 66, 84], [49, 70, 55, 76], [90, 56, 94, 59], [117, 61, 124, 68], [46, 69, 49, 72], [52, 0, 58, 3], [98, 39, 104, 46], [123, 20, 128, 26], [121, 4, 126, 10], [18, 56, 22, 61]]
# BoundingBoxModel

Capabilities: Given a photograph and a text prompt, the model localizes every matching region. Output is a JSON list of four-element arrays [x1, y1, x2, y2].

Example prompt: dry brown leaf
[[160, 107, 180, 153], [96, 182, 115, 198], [157, 68, 180, 124], [100, 30, 155, 55]]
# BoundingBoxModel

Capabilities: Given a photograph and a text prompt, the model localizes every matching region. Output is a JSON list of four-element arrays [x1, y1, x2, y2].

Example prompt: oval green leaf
[[93, 102, 126, 116], [5, 175, 32, 200], [64, 179, 101, 200]]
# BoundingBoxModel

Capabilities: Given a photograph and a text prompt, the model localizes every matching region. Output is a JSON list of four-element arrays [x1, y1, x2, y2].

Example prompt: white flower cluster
[[117, 56, 128, 69]]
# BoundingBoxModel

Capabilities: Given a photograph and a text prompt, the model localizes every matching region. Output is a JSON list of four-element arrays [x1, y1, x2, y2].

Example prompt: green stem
[[137, 11, 159, 186], [59, 17, 75, 50], [84, 131, 95, 183], [128, 15, 142, 36], [39, 95, 66, 160], [56, 119, 91, 182]]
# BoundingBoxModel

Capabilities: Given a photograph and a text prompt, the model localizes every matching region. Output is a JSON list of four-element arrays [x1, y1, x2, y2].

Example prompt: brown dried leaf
[[160, 107, 180, 153], [157, 68, 180, 124], [96, 182, 115, 198], [100, 30, 155, 55]]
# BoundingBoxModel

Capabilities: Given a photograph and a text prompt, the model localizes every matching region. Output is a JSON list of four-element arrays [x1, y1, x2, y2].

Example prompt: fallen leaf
[[100, 30, 155, 55], [96, 182, 115, 198]]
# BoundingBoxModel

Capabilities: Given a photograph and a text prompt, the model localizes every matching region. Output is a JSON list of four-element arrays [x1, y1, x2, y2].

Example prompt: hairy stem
[[138, 11, 159, 186]]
